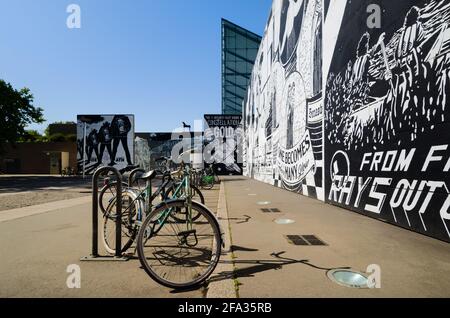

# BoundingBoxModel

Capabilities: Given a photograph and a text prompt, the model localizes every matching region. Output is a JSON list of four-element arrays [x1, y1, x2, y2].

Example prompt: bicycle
[[103, 159, 222, 289], [101, 166, 201, 253], [98, 165, 205, 216], [192, 165, 219, 190], [61, 167, 75, 177], [136, 161, 222, 289]]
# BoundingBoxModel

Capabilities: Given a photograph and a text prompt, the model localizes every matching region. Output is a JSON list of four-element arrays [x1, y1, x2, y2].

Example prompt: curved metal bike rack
[[128, 168, 145, 187], [81, 166, 127, 261]]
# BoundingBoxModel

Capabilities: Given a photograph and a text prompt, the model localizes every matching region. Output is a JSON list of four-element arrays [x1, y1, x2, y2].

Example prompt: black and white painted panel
[[77, 115, 135, 175], [204, 114, 243, 175], [135, 133, 180, 172], [243, 0, 324, 201], [324, 0, 450, 242]]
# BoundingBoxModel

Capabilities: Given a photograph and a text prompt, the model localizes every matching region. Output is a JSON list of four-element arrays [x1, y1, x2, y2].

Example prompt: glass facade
[[221, 19, 261, 115]]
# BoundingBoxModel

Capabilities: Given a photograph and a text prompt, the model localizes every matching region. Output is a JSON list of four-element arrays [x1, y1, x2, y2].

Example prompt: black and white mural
[[243, 0, 324, 200], [134, 132, 193, 171], [77, 115, 135, 175], [324, 0, 450, 242], [204, 114, 243, 175], [244, 0, 450, 241]]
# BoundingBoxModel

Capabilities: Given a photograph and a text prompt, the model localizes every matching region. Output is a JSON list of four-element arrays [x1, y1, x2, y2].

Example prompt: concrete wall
[[244, 0, 450, 242]]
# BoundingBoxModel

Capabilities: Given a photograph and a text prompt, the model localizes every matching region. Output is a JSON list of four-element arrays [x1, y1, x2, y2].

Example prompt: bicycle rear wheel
[[99, 181, 128, 215], [136, 200, 222, 289], [102, 189, 144, 254]]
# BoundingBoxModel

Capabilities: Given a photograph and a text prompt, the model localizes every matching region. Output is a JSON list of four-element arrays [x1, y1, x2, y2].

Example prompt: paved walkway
[[1, 176, 449, 298], [216, 177, 450, 298], [0, 186, 220, 298], [0, 196, 91, 222]]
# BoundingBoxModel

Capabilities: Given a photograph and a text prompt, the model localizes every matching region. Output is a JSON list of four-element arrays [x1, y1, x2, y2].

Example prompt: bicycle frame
[[149, 165, 195, 238], [116, 165, 195, 235]]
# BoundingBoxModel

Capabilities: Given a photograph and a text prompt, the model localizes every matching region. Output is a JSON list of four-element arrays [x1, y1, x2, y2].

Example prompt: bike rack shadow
[[80, 166, 129, 262], [219, 214, 252, 224], [230, 245, 259, 252]]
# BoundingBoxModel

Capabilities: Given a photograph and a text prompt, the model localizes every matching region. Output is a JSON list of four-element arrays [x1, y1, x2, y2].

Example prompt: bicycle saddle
[[137, 170, 157, 181]]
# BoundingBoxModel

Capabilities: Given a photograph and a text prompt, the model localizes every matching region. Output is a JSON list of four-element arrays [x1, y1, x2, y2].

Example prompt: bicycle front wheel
[[136, 200, 222, 289], [164, 184, 204, 222]]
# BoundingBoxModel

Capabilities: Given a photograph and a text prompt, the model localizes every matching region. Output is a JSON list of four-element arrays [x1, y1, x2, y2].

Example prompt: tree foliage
[[0, 80, 45, 153], [17, 130, 46, 142]]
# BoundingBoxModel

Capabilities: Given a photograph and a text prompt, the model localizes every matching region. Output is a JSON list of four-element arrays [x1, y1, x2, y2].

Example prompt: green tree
[[0, 80, 45, 153], [44, 121, 76, 138], [48, 133, 67, 142], [17, 130, 46, 142]]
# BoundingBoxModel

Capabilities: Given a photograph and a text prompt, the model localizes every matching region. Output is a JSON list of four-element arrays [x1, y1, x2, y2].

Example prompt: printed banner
[[204, 114, 243, 175], [277, 130, 316, 189], [77, 115, 135, 175]]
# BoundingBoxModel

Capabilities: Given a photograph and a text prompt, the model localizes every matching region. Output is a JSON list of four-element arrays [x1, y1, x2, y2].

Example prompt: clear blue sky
[[0, 0, 271, 133]]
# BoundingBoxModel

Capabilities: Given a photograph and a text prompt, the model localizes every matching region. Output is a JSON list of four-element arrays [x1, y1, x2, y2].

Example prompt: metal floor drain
[[327, 269, 369, 289], [285, 235, 327, 246], [261, 208, 281, 213]]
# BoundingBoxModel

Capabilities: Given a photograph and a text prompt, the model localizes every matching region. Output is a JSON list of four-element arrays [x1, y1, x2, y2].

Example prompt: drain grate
[[285, 235, 327, 246], [302, 235, 327, 246], [261, 208, 281, 213], [285, 235, 309, 245]]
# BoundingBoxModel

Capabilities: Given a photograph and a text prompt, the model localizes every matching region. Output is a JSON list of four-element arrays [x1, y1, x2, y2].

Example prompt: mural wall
[[325, 0, 450, 242], [244, 0, 450, 242], [243, 0, 324, 200], [77, 115, 135, 175]]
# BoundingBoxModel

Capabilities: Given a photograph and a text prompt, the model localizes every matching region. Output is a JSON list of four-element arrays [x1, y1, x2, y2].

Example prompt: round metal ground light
[[274, 218, 295, 225], [327, 269, 369, 289]]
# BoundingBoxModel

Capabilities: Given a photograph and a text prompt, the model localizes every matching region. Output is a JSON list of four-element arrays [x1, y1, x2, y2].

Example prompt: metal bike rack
[[128, 168, 145, 187], [81, 166, 128, 261]]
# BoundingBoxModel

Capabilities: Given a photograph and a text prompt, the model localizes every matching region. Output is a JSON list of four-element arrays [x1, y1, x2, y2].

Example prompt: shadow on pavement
[[0, 176, 92, 193], [220, 177, 248, 182], [231, 245, 259, 252], [209, 251, 351, 283], [220, 214, 252, 224]]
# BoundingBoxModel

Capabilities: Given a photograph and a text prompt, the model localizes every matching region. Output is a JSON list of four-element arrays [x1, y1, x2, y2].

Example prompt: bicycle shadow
[[170, 251, 351, 294], [208, 251, 351, 283]]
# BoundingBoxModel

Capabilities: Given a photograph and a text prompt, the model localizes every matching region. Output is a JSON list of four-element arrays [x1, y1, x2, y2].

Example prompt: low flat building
[[0, 142, 77, 174]]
